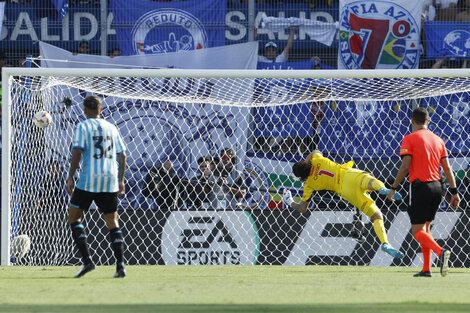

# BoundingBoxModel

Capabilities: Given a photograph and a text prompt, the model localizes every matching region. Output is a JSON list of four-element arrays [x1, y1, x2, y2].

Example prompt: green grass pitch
[[0, 265, 469, 313]]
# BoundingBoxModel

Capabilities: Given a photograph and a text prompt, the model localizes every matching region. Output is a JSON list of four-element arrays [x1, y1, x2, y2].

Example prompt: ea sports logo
[[162, 212, 259, 265], [131, 9, 208, 55], [339, 1, 420, 69]]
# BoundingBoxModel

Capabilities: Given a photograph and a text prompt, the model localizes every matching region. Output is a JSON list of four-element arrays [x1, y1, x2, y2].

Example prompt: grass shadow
[[0, 303, 469, 313]]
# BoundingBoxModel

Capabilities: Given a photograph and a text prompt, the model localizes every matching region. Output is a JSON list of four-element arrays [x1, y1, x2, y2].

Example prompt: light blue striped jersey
[[72, 118, 126, 193]]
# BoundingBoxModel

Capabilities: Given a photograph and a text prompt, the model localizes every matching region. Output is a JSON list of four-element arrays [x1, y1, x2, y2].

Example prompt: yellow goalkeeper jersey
[[301, 152, 352, 202]]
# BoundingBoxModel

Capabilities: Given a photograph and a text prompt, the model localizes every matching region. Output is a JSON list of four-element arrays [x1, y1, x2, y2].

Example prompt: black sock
[[109, 228, 124, 268], [70, 222, 92, 265]]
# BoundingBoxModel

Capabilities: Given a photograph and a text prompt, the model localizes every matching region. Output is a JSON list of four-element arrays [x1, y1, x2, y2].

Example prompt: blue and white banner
[[422, 94, 470, 154], [1, 3, 338, 52], [40, 41, 258, 69], [424, 22, 470, 59], [318, 100, 410, 157], [253, 103, 314, 138], [338, 0, 421, 69], [257, 60, 330, 70], [0, 2, 5, 29], [111, 0, 226, 55], [34, 0, 68, 21]]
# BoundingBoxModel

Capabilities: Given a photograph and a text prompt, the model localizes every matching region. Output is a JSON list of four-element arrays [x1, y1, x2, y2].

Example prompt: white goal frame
[[2, 67, 470, 266]]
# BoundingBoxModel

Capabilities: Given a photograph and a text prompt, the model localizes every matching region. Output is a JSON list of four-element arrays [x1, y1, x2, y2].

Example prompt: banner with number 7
[[338, 0, 422, 69]]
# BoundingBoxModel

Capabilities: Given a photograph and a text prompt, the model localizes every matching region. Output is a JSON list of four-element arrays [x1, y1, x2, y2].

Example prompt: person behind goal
[[66, 95, 127, 278], [283, 150, 404, 259]]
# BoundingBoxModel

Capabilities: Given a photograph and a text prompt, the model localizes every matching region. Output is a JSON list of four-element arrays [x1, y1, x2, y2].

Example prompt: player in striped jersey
[[66, 95, 127, 278], [283, 150, 404, 259]]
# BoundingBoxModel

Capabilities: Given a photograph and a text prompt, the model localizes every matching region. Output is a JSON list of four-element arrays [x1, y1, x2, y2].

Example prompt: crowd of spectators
[[423, 0, 470, 22], [141, 148, 247, 211]]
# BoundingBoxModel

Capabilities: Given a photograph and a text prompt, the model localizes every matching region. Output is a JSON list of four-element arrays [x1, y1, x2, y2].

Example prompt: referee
[[387, 107, 460, 277]]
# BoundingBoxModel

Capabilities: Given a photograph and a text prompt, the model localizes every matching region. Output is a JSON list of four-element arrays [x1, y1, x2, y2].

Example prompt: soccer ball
[[33, 111, 52, 129]]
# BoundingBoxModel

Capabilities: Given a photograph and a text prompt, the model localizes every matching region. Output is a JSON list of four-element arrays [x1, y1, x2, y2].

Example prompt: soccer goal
[[2, 67, 470, 267]]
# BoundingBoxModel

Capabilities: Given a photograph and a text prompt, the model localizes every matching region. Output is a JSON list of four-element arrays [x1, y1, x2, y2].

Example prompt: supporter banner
[[253, 103, 313, 138], [254, 61, 332, 140], [257, 60, 317, 70], [1, 3, 338, 52], [422, 94, 470, 154], [0, 4, 114, 52], [338, 0, 421, 69], [0, 3, 339, 53], [111, 0, 225, 55], [318, 100, 410, 157], [0, 2, 5, 29], [424, 21, 470, 59], [39, 41, 258, 69], [34, 0, 68, 21]]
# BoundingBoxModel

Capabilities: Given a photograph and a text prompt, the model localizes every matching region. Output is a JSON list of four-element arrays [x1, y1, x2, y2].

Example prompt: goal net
[[2, 68, 470, 267]]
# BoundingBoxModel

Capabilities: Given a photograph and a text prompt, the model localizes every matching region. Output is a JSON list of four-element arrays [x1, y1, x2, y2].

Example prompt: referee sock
[[373, 219, 388, 244], [421, 244, 432, 272], [414, 230, 442, 257], [422, 228, 432, 272], [70, 222, 92, 265], [109, 228, 124, 267]]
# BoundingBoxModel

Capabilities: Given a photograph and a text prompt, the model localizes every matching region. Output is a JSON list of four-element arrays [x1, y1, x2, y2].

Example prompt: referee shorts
[[341, 169, 378, 218], [70, 188, 118, 214], [408, 180, 443, 224]]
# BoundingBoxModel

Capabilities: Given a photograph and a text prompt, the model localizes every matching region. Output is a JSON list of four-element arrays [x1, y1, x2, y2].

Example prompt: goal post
[[2, 67, 470, 267]]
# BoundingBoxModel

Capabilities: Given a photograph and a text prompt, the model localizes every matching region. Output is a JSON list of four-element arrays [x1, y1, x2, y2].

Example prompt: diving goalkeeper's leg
[[360, 174, 402, 200], [369, 209, 404, 259]]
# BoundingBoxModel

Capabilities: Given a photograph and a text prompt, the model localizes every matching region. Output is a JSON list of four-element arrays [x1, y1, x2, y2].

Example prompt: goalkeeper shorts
[[340, 169, 378, 218]]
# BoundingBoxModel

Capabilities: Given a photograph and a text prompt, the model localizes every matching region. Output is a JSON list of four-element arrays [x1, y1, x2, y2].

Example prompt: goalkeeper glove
[[283, 188, 294, 207]]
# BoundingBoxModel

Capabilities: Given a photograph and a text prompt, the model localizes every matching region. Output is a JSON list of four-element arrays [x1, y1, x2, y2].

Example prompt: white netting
[[3, 69, 470, 267], [18, 70, 470, 106]]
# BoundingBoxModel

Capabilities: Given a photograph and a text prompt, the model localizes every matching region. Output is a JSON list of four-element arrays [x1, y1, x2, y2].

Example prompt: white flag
[[261, 13, 338, 47], [0, 2, 5, 32]]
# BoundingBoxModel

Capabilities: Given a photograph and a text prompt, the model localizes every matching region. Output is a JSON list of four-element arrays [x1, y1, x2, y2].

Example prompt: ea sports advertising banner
[[111, 0, 225, 55], [162, 211, 259, 265], [338, 0, 422, 69]]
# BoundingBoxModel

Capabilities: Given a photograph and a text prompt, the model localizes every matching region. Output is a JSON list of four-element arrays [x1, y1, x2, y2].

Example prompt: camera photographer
[[213, 148, 247, 210]]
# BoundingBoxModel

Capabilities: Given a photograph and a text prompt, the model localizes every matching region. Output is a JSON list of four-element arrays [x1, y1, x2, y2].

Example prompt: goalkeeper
[[283, 150, 404, 259]]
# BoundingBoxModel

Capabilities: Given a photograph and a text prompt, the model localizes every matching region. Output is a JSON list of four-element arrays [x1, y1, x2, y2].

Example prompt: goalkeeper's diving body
[[283, 150, 404, 259]]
